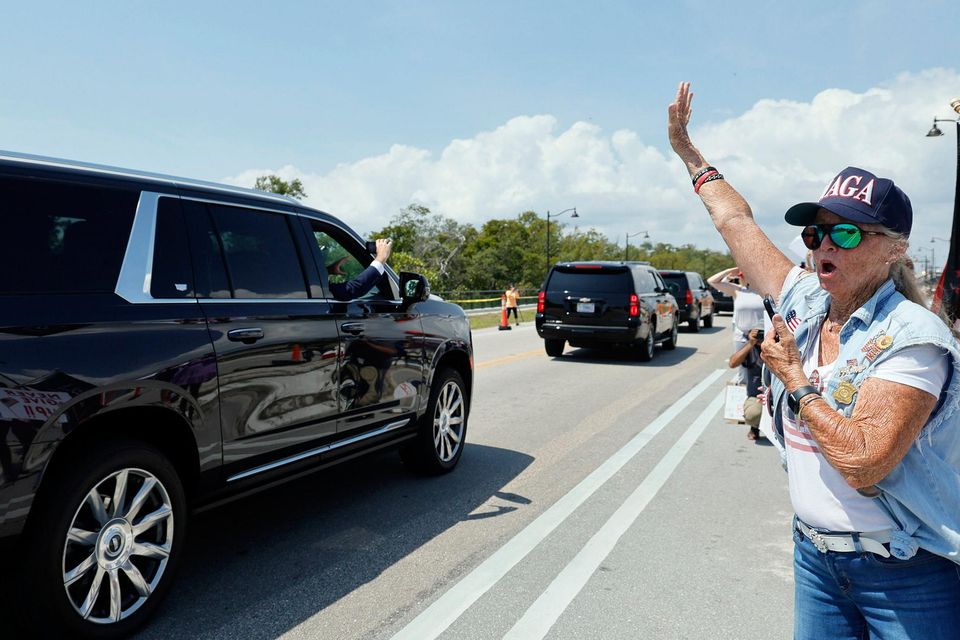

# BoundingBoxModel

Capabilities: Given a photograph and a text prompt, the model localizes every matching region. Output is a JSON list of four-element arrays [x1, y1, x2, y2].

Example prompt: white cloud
[[225, 68, 959, 261]]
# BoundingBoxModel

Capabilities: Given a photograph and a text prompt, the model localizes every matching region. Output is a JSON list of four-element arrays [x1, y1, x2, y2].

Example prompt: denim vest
[[772, 272, 960, 562]]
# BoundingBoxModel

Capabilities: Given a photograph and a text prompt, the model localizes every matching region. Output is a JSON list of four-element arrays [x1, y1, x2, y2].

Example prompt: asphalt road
[[127, 315, 794, 639]]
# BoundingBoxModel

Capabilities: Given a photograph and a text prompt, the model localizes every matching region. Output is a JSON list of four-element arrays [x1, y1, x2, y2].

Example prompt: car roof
[[0, 149, 307, 210], [554, 260, 653, 269]]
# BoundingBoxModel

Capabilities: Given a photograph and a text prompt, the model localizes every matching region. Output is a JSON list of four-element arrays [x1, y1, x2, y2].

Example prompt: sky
[[2, 1, 959, 266]]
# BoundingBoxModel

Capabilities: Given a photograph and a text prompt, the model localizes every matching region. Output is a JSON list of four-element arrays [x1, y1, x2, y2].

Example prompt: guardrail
[[434, 290, 539, 312]]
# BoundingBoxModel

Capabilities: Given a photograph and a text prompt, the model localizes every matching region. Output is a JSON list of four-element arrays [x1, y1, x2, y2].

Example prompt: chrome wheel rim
[[62, 468, 174, 624], [672, 320, 678, 344], [646, 331, 654, 357], [434, 381, 465, 462]]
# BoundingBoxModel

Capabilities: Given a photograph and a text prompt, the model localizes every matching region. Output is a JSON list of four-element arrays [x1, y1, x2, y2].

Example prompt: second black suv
[[535, 261, 679, 360], [658, 270, 714, 331], [0, 151, 473, 638]]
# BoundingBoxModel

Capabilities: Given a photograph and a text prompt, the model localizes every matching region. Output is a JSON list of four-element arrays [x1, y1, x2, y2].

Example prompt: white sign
[[723, 384, 747, 422]]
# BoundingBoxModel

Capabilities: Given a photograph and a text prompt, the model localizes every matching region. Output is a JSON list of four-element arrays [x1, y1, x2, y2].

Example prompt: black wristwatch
[[788, 385, 821, 414]]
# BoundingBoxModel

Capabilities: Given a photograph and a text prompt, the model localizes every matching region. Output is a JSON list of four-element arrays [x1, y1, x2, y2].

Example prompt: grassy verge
[[467, 311, 532, 330]]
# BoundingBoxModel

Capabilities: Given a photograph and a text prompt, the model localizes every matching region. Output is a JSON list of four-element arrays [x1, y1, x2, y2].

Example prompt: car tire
[[21, 439, 186, 639], [663, 316, 679, 350], [401, 368, 468, 475], [703, 312, 713, 328], [688, 307, 701, 332], [637, 326, 655, 361], [544, 338, 565, 357]]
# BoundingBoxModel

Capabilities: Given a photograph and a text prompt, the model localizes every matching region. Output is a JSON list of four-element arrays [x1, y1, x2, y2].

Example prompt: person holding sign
[[668, 81, 960, 639]]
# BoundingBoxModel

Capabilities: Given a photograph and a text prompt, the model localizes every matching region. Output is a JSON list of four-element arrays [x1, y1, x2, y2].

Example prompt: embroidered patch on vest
[[784, 309, 801, 333]]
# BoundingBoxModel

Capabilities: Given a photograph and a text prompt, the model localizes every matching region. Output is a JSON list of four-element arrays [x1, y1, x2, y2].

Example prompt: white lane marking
[[503, 391, 725, 639], [390, 369, 726, 640]]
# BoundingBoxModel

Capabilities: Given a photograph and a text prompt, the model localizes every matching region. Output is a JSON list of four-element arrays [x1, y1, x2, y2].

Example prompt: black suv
[[0, 152, 473, 637], [658, 270, 714, 331], [535, 261, 679, 360]]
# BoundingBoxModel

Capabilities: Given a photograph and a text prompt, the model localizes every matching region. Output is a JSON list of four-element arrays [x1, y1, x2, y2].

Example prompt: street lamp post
[[624, 230, 649, 261], [545, 207, 579, 276], [926, 97, 960, 320], [931, 236, 950, 279]]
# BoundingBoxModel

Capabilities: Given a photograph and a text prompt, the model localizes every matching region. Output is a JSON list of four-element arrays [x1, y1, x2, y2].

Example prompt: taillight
[[685, 289, 693, 304], [537, 291, 546, 313], [629, 294, 639, 317]]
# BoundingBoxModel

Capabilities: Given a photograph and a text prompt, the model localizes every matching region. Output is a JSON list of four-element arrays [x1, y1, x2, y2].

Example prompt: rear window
[[0, 175, 139, 294], [659, 272, 688, 296], [547, 267, 633, 293]]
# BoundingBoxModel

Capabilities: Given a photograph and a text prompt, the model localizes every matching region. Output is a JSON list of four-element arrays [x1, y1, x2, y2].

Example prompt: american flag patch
[[784, 309, 801, 333]]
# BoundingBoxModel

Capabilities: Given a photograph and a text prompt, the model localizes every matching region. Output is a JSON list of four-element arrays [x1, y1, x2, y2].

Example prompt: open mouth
[[819, 260, 837, 276]]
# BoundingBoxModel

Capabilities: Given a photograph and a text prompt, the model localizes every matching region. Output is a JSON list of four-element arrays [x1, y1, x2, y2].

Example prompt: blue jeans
[[793, 525, 960, 639]]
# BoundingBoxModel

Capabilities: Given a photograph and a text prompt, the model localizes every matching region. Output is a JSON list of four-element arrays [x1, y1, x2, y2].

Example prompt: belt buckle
[[807, 528, 829, 553]]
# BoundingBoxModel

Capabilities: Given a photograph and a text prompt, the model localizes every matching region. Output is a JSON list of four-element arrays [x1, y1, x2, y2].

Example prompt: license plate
[[576, 302, 595, 313]]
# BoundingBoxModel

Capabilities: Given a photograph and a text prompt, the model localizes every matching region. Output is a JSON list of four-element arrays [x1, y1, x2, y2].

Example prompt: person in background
[[709, 267, 765, 387], [669, 80, 960, 638], [728, 328, 765, 440], [328, 238, 392, 301], [505, 283, 520, 325]]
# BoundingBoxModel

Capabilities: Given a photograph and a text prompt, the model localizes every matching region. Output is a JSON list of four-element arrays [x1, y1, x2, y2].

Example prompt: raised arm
[[707, 266, 742, 296], [668, 82, 794, 298]]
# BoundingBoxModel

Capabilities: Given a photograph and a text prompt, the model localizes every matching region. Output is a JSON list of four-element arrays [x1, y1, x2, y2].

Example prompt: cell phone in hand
[[762, 295, 780, 342], [763, 295, 777, 320], [365, 240, 377, 256]]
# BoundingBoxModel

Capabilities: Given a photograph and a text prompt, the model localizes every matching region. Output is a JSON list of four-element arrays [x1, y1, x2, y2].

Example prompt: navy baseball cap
[[784, 166, 912, 236]]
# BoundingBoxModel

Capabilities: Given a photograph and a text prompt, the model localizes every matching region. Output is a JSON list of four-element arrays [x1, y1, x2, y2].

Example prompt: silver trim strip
[[226, 418, 412, 482], [115, 191, 164, 303]]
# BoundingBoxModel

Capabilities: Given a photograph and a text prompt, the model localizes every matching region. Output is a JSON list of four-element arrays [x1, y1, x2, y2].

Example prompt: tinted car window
[[151, 197, 194, 299], [659, 272, 686, 297], [209, 204, 308, 299], [0, 176, 138, 294], [548, 268, 633, 293], [635, 269, 657, 293], [181, 200, 231, 298]]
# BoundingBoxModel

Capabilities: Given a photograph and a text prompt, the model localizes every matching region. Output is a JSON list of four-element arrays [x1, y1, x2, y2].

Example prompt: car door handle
[[340, 322, 365, 335], [227, 328, 264, 343]]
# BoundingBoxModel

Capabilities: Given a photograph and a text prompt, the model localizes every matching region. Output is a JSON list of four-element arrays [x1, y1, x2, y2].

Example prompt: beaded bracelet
[[694, 170, 723, 194], [691, 165, 717, 185]]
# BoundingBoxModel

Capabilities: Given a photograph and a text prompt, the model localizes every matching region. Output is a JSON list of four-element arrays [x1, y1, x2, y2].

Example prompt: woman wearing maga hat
[[668, 82, 960, 638]]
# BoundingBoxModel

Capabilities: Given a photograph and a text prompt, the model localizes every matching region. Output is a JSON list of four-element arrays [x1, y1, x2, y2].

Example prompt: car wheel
[[544, 338, 565, 357], [703, 312, 714, 328], [22, 440, 186, 639], [401, 368, 468, 475], [688, 307, 701, 332], [663, 316, 679, 350], [637, 326, 655, 361]]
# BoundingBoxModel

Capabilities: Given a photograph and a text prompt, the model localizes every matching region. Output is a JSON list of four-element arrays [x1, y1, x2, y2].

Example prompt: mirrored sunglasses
[[800, 223, 884, 250]]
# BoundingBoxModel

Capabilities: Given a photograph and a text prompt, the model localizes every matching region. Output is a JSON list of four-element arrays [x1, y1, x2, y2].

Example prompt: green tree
[[369, 205, 474, 291], [253, 174, 307, 200]]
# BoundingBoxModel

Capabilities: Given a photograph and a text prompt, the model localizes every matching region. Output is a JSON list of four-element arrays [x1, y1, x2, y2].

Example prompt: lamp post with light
[[624, 230, 649, 261], [545, 207, 579, 276], [926, 97, 960, 319]]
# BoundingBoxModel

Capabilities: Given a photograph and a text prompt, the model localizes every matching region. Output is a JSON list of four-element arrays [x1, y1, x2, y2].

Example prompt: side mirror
[[400, 272, 430, 303]]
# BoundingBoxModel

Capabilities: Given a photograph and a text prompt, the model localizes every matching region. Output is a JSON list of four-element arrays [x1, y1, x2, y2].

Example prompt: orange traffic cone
[[498, 295, 512, 331]]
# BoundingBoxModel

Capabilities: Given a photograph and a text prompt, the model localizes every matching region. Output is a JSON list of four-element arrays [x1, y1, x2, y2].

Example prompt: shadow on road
[[128, 442, 533, 639], [551, 345, 698, 367]]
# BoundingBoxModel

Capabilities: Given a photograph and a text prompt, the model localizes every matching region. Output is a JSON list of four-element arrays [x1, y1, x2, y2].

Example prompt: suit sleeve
[[328, 265, 381, 301]]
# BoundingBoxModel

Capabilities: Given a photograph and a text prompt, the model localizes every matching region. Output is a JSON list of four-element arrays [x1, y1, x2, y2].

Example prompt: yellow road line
[[475, 348, 544, 369]]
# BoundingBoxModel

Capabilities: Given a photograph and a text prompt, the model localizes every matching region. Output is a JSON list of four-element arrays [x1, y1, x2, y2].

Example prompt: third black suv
[[0, 151, 473, 638], [658, 270, 714, 332], [535, 261, 679, 360]]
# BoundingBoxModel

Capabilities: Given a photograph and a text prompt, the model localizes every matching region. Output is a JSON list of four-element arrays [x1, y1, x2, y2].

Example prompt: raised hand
[[667, 82, 697, 164]]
